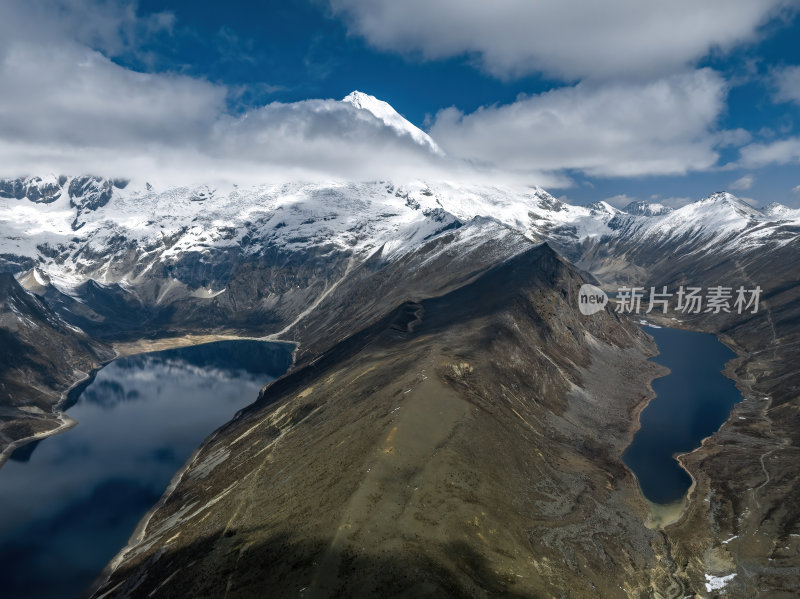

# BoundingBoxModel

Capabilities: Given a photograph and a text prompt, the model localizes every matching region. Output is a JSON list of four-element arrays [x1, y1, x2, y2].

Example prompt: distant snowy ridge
[[0, 177, 584, 288], [761, 201, 800, 220], [622, 200, 673, 216], [606, 191, 799, 255], [1, 172, 798, 296]]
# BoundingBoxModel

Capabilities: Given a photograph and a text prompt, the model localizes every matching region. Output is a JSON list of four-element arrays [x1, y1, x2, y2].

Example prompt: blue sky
[[133, 0, 565, 118], [2, 0, 800, 207]]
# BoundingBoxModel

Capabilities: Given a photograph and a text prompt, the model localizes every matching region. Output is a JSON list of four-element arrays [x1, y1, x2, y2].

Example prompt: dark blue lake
[[623, 326, 742, 505], [0, 340, 292, 599]]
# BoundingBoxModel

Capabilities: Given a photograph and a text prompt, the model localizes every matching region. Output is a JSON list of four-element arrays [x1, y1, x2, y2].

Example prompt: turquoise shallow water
[[623, 326, 742, 505], [0, 340, 291, 599]]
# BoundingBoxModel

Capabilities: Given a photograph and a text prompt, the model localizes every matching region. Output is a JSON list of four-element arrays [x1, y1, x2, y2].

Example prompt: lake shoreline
[[625, 318, 747, 530], [87, 334, 299, 597], [615, 323, 673, 528], [0, 366, 97, 470], [0, 332, 298, 471], [0, 337, 297, 599]]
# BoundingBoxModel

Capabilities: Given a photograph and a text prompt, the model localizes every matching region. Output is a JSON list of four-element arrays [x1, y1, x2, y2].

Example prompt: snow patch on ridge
[[705, 572, 736, 592]]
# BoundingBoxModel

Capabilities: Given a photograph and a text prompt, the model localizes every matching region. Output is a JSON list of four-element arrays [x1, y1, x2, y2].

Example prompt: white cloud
[[205, 99, 456, 179], [793, 184, 800, 194], [429, 69, 730, 178], [737, 137, 800, 168], [714, 128, 752, 148], [1, 43, 226, 149], [2, 0, 562, 186], [0, 0, 175, 61], [0, 0, 786, 189], [773, 65, 800, 104], [729, 174, 755, 190], [328, 0, 794, 80]]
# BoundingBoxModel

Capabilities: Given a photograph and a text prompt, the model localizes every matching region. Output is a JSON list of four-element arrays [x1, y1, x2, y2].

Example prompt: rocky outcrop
[[68, 175, 114, 229], [0, 273, 113, 460], [0, 175, 65, 203]]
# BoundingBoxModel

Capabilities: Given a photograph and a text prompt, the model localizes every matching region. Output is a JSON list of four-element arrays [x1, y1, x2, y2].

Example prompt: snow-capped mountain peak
[[342, 91, 443, 156], [761, 202, 800, 220], [701, 191, 740, 202], [696, 191, 761, 219], [586, 201, 620, 216]]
